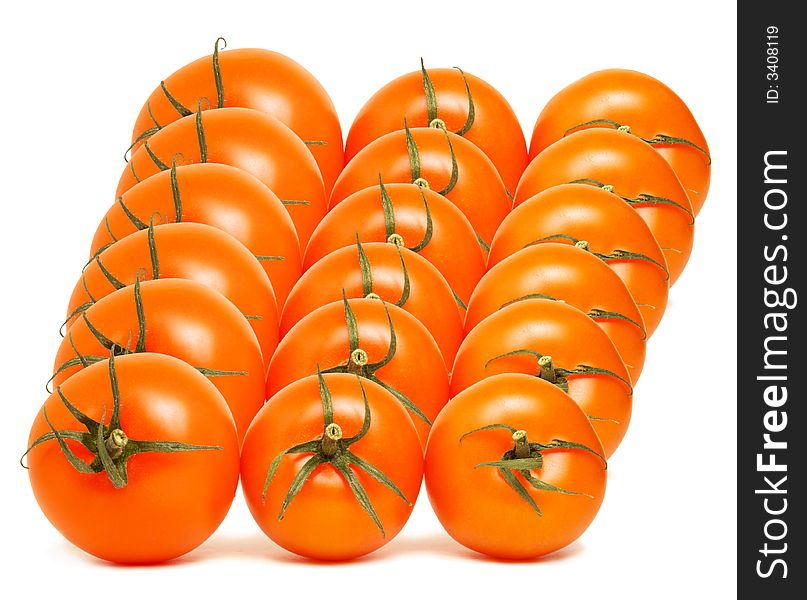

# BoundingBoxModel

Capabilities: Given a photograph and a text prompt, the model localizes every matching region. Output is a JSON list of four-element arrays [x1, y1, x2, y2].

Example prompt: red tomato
[[26, 353, 239, 564], [330, 125, 511, 252], [282, 241, 463, 367], [305, 183, 485, 308], [53, 279, 264, 442], [516, 128, 694, 284], [491, 184, 669, 337], [267, 297, 449, 448], [451, 298, 632, 458], [529, 69, 711, 214], [346, 61, 527, 192], [466, 243, 646, 383], [130, 39, 343, 193], [241, 373, 423, 560], [425, 373, 607, 559], [116, 107, 326, 248], [67, 222, 278, 368], [91, 162, 300, 309]]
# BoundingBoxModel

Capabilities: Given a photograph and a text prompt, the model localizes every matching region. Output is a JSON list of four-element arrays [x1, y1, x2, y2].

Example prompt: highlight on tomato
[[465, 243, 646, 383], [516, 128, 694, 284], [489, 184, 670, 337], [283, 240, 463, 367], [24, 352, 240, 564], [425, 373, 607, 560], [92, 161, 301, 309], [346, 59, 527, 192], [117, 107, 326, 248], [450, 298, 632, 458], [241, 372, 423, 561], [267, 295, 449, 448], [130, 38, 343, 193], [529, 69, 710, 214], [305, 181, 485, 309], [330, 123, 511, 252], [67, 221, 278, 365], [53, 278, 265, 441]]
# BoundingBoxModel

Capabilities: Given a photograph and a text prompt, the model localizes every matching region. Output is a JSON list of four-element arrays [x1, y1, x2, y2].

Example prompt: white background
[[1, 1, 737, 598]]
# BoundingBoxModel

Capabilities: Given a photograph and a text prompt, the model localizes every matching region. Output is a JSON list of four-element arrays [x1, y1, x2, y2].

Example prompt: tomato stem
[[321, 423, 343, 457], [538, 355, 557, 383], [512, 430, 531, 459], [105, 428, 129, 459]]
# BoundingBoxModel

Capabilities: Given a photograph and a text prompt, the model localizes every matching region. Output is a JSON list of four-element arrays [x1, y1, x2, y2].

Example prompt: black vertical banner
[[738, 3, 804, 598]]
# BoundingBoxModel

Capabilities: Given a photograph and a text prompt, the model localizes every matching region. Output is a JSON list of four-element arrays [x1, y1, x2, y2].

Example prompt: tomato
[[529, 69, 711, 214], [267, 297, 449, 448], [25, 353, 239, 564], [282, 241, 463, 367], [241, 372, 422, 560], [345, 60, 527, 192], [116, 107, 326, 248], [92, 162, 300, 309], [516, 128, 694, 284], [491, 184, 669, 336], [330, 125, 511, 252], [305, 183, 485, 308], [425, 373, 607, 559], [67, 222, 278, 367], [53, 279, 264, 442], [466, 243, 646, 383], [130, 39, 343, 193], [450, 298, 632, 458]]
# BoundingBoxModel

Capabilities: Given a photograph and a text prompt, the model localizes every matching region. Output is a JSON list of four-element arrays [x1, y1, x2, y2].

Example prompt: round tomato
[[529, 69, 711, 214], [53, 279, 264, 442], [241, 372, 423, 560], [117, 107, 326, 248], [92, 162, 300, 308], [283, 241, 462, 367], [451, 298, 632, 458], [466, 243, 646, 383], [67, 222, 278, 367], [267, 297, 448, 448], [305, 182, 485, 308], [516, 128, 694, 284], [425, 373, 607, 559], [130, 39, 343, 193], [345, 60, 527, 192], [330, 125, 511, 252], [26, 353, 239, 564], [490, 184, 669, 336]]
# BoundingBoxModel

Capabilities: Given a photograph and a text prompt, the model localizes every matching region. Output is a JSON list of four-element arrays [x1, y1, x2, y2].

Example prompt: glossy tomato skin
[[131, 45, 343, 193], [305, 183, 485, 308], [117, 107, 326, 248], [529, 69, 710, 213], [282, 243, 463, 367], [425, 373, 606, 560], [68, 222, 278, 367], [516, 128, 694, 284], [330, 127, 511, 251], [466, 243, 646, 383], [489, 184, 669, 337], [54, 279, 264, 442], [91, 163, 301, 309], [267, 298, 448, 448], [27, 354, 239, 564], [451, 299, 632, 458], [346, 66, 527, 192], [241, 374, 423, 561]]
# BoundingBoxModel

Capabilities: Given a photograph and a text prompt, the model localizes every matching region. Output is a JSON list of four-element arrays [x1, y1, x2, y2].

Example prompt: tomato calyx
[[459, 423, 605, 516], [562, 119, 712, 165], [419, 59, 476, 137], [261, 371, 411, 536], [569, 178, 695, 224], [318, 293, 431, 426], [403, 117, 459, 196], [484, 349, 633, 399], [355, 236, 411, 308], [22, 352, 222, 489], [378, 178, 434, 253]]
